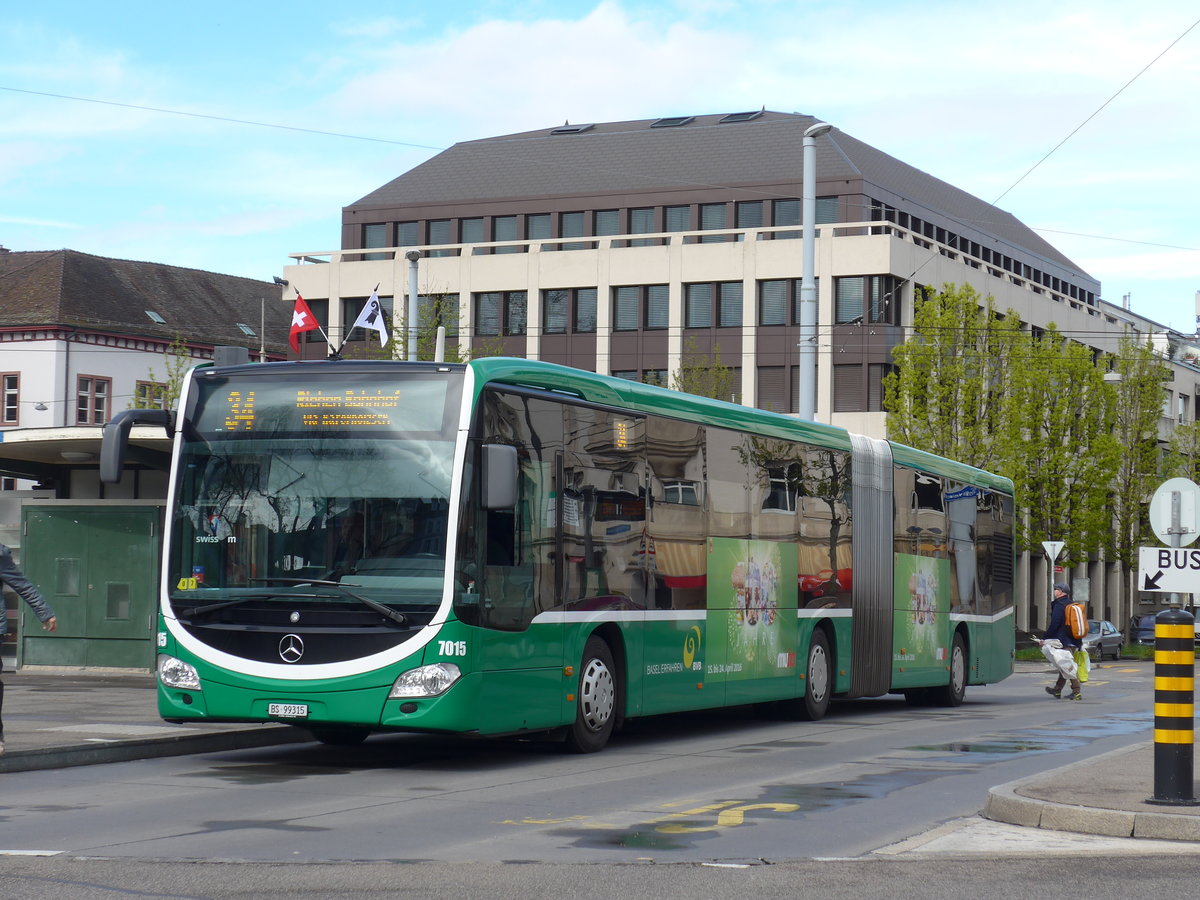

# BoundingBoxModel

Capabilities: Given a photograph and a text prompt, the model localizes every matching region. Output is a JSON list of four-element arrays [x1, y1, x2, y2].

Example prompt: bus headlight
[[389, 663, 461, 698], [157, 654, 201, 690]]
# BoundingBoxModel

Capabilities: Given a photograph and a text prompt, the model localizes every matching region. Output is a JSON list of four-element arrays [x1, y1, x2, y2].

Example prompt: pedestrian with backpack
[[1042, 582, 1083, 700]]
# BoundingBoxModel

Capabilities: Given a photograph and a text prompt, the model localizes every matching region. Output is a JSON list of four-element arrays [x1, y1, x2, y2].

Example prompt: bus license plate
[[268, 703, 309, 719]]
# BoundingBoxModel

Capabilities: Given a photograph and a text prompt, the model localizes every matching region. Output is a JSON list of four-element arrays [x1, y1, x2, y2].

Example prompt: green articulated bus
[[101, 356, 1015, 752]]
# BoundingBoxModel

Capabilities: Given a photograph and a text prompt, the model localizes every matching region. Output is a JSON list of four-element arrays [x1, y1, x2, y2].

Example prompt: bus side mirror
[[481, 443, 518, 510], [100, 408, 174, 483]]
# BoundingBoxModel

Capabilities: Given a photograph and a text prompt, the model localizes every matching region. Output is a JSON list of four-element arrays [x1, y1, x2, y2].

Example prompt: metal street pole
[[798, 121, 832, 421]]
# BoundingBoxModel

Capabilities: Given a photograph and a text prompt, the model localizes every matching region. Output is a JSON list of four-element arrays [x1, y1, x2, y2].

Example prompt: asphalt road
[[2, 659, 1190, 897]]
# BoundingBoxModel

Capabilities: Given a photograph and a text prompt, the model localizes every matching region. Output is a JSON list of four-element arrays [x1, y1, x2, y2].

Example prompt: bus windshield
[[168, 366, 464, 620]]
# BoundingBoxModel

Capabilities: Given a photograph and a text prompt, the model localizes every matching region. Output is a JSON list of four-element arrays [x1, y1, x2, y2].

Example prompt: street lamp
[[798, 121, 832, 421], [405, 250, 422, 361]]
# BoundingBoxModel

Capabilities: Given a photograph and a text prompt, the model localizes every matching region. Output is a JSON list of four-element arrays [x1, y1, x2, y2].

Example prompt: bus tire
[[797, 629, 832, 721], [564, 636, 617, 753], [309, 726, 371, 746], [934, 633, 967, 707]]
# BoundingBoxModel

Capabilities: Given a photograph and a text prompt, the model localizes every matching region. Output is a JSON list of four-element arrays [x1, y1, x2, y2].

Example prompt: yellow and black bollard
[[1149, 607, 1199, 806]]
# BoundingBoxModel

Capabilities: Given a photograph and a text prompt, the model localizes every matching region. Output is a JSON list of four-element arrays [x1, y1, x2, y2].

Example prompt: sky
[[1, 1, 1197, 333]]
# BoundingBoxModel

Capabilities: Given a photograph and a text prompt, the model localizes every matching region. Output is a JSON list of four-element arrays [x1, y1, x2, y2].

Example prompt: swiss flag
[[289, 294, 320, 353]]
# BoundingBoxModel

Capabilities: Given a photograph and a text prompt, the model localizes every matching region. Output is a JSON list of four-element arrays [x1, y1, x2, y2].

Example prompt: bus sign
[[1138, 546, 1200, 593]]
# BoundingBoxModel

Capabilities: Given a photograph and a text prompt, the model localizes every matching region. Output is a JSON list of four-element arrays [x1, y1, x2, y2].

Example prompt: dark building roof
[[348, 110, 1091, 284], [0, 248, 289, 352]]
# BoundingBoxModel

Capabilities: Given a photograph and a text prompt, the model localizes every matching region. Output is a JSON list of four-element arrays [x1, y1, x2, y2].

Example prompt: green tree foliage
[[1166, 419, 1200, 482], [882, 284, 1023, 471], [884, 283, 1153, 567], [1006, 326, 1121, 560], [673, 336, 738, 402], [1107, 337, 1172, 568]]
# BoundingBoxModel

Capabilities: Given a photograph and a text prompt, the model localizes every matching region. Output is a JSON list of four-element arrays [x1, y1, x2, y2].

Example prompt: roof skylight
[[651, 116, 694, 128], [719, 110, 764, 123], [551, 123, 595, 134], [144, 310, 166, 324]]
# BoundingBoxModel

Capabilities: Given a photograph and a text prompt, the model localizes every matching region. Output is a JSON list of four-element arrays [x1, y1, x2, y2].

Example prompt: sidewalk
[[0, 666, 307, 774], [4, 663, 1200, 844]]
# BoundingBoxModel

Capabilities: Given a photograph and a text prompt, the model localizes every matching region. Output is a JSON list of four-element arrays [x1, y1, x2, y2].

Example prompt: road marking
[[0, 850, 65, 856]]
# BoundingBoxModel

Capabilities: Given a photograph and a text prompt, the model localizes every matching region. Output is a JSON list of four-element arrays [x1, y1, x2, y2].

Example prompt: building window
[[594, 210, 620, 236], [612, 370, 638, 381], [835, 276, 901, 325], [135, 380, 169, 409], [560, 212, 585, 250], [833, 364, 863, 412], [2, 373, 17, 424], [575, 288, 597, 333], [474, 292, 527, 336], [629, 207, 656, 247], [419, 293, 460, 337], [341, 296, 395, 342], [613, 285, 668, 331], [685, 283, 712, 328], [664, 205, 690, 232], [543, 288, 596, 334], [699, 203, 728, 242], [396, 222, 419, 246], [642, 369, 667, 387], [427, 219, 453, 257], [494, 215, 519, 254], [773, 199, 799, 239], [736, 201, 763, 229], [868, 363, 895, 412], [527, 213, 551, 241], [77, 375, 111, 425], [460, 217, 485, 244], [543, 290, 569, 334], [816, 196, 839, 224], [758, 279, 798, 326], [757, 366, 786, 413], [362, 223, 387, 260], [686, 282, 742, 328]]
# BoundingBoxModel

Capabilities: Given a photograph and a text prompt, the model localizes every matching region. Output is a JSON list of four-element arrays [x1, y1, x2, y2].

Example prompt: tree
[[882, 284, 1024, 471], [1003, 326, 1121, 560], [673, 336, 738, 401], [1166, 419, 1200, 482], [1107, 336, 1171, 569]]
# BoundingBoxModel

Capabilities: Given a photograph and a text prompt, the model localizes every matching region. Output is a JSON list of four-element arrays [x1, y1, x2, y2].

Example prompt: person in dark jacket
[[1043, 582, 1082, 700], [0, 542, 57, 754]]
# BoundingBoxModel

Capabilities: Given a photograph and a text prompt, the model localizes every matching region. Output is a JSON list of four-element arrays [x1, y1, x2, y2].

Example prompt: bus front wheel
[[564, 636, 617, 753]]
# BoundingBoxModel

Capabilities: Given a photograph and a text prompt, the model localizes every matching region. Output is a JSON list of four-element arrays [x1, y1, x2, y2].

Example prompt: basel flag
[[289, 294, 320, 353]]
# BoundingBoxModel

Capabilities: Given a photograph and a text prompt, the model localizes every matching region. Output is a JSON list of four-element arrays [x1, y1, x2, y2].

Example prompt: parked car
[[1083, 619, 1123, 660], [1130, 614, 1158, 647]]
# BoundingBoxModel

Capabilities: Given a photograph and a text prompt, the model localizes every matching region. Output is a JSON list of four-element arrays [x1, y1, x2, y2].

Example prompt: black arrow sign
[[1144, 571, 1164, 591]]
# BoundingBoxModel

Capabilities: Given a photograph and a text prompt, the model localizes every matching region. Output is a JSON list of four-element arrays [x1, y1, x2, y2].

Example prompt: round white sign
[[1149, 477, 1200, 547]]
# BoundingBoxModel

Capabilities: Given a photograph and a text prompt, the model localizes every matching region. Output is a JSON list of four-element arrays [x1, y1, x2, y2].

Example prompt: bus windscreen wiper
[[249, 576, 408, 626]]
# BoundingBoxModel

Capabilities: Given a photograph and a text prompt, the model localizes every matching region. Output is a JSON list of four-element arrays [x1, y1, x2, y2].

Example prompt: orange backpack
[[1065, 601, 1087, 641]]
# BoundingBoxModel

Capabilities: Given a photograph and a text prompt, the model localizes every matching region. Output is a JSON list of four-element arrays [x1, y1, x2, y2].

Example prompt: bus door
[[472, 391, 565, 734]]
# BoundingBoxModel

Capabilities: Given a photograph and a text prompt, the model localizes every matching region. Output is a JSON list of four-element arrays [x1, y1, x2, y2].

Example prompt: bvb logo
[[682, 625, 702, 668]]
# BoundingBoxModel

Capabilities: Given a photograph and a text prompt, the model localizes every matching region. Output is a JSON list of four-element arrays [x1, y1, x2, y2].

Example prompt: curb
[[984, 745, 1200, 842], [0, 725, 310, 774]]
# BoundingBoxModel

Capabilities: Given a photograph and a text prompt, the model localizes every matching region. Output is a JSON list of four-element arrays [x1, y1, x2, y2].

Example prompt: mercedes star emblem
[[279, 633, 305, 663]]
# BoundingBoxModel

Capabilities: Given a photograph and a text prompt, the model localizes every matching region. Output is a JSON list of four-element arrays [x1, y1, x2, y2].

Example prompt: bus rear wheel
[[933, 633, 967, 707], [564, 636, 617, 753]]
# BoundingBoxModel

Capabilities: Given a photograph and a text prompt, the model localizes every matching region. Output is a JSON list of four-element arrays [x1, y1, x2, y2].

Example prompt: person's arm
[[0, 547, 57, 625]]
